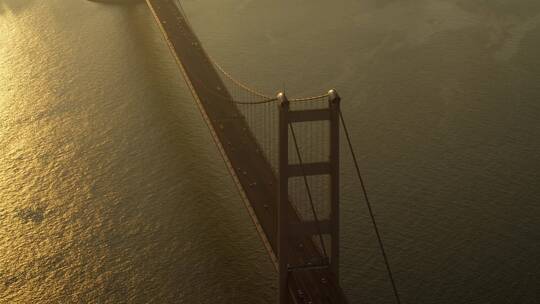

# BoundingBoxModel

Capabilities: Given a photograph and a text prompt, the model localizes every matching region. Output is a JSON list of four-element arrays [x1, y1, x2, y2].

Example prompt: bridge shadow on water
[[115, 4, 276, 303]]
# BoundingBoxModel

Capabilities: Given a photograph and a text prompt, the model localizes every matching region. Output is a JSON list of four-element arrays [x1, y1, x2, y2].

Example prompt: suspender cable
[[339, 110, 402, 304], [289, 123, 329, 259]]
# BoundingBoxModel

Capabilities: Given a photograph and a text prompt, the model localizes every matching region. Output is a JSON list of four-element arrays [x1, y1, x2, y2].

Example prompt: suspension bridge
[[143, 0, 401, 303]]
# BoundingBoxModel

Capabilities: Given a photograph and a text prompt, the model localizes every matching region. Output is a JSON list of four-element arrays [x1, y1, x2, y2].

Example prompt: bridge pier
[[277, 91, 343, 304]]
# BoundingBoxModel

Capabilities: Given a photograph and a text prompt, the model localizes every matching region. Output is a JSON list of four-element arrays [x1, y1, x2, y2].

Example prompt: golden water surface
[[1, 0, 539, 303]]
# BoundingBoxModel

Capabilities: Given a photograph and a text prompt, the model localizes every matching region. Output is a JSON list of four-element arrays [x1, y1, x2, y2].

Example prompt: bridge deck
[[146, 1, 348, 302]]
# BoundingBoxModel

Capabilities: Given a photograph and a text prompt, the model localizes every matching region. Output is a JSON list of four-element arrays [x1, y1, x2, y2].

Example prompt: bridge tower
[[277, 90, 342, 304]]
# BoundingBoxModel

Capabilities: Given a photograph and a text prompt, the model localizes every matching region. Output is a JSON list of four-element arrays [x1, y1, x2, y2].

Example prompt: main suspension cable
[[339, 110, 402, 304], [172, 0, 333, 105], [208, 55, 276, 100]]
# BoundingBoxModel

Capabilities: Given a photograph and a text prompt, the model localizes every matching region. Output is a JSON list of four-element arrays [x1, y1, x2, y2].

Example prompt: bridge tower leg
[[278, 92, 290, 304], [277, 90, 342, 304], [329, 89, 341, 280]]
